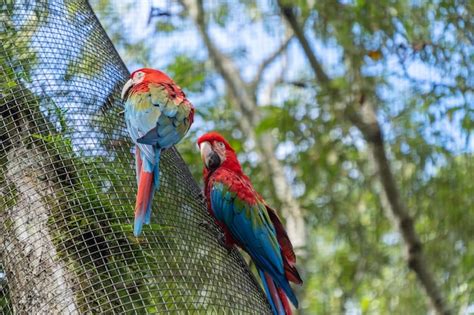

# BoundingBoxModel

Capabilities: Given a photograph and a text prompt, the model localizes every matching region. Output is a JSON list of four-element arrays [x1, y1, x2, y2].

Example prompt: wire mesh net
[[0, 0, 271, 313]]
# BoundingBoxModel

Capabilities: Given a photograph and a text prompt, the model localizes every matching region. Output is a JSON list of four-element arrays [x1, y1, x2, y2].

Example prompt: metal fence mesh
[[0, 0, 271, 313]]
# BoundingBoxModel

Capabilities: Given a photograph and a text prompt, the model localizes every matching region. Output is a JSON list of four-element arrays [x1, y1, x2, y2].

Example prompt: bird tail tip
[[260, 270, 296, 315], [133, 169, 155, 237]]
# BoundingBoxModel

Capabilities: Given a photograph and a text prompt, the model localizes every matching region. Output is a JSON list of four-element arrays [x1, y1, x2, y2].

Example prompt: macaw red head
[[121, 68, 174, 100], [197, 132, 239, 172]]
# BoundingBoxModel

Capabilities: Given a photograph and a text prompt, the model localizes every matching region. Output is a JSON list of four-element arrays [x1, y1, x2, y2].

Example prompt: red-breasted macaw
[[121, 68, 194, 236], [197, 132, 302, 315]]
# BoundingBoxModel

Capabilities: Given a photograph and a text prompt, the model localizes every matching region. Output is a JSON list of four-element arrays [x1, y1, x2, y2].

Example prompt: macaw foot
[[199, 220, 212, 230], [198, 220, 233, 254], [197, 191, 206, 203], [218, 233, 233, 254], [199, 220, 223, 240]]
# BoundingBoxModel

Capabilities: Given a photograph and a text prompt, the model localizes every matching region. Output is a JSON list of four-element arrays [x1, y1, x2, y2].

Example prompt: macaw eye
[[216, 142, 225, 150], [133, 72, 144, 81]]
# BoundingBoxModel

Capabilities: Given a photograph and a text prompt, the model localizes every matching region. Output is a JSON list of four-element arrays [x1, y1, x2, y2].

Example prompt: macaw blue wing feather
[[210, 181, 298, 307], [125, 112, 155, 163]]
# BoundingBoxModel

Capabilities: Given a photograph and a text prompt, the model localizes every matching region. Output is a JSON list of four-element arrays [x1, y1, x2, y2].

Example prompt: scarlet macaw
[[197, 132, 302, 315], [121, 68, 194, 236]]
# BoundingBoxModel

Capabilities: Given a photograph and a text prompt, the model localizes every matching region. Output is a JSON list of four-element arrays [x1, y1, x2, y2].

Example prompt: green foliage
[[0, 267, 12, 315], [166, 55, 207, 93]]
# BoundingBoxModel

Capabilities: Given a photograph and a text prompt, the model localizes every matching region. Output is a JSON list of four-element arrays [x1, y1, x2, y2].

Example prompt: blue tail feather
[[144, 148, 161, 225], [134, 214, 145, 237], [153, 148, 161, 188], [144, 185, 155, 225]]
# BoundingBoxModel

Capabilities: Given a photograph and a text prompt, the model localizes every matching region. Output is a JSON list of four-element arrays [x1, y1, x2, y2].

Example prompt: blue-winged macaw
[[197, 132, 302, 315], [121, 68, 194, 236]]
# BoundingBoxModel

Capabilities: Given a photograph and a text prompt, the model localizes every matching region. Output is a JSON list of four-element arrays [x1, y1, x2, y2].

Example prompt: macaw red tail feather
[[134, 167, 154, 237], [260, 270, 293, 315], [133, 146, 161, 237], [277, 287, 292, 315]]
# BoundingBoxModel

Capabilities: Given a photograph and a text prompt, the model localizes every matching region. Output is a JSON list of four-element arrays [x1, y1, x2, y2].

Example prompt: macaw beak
[[121, 79, 133, 100], [200, 141, 221, 170]]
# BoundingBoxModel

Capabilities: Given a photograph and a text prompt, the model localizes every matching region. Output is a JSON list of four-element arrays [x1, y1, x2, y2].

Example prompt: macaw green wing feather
[[149, 83, 184, 117], [149, 84, 169, 107]]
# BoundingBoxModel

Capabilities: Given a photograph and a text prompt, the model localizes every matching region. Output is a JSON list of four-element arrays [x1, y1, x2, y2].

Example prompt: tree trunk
[[1, 148, 79, 314], [0, 89, 80, 314]]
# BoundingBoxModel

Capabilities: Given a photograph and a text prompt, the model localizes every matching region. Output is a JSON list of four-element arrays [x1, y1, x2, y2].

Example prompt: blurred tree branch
[[180, 0, 307, 256], [279, 6, 329, 84], [279, 2, 451, 315], [250, 32, 294, 91]]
